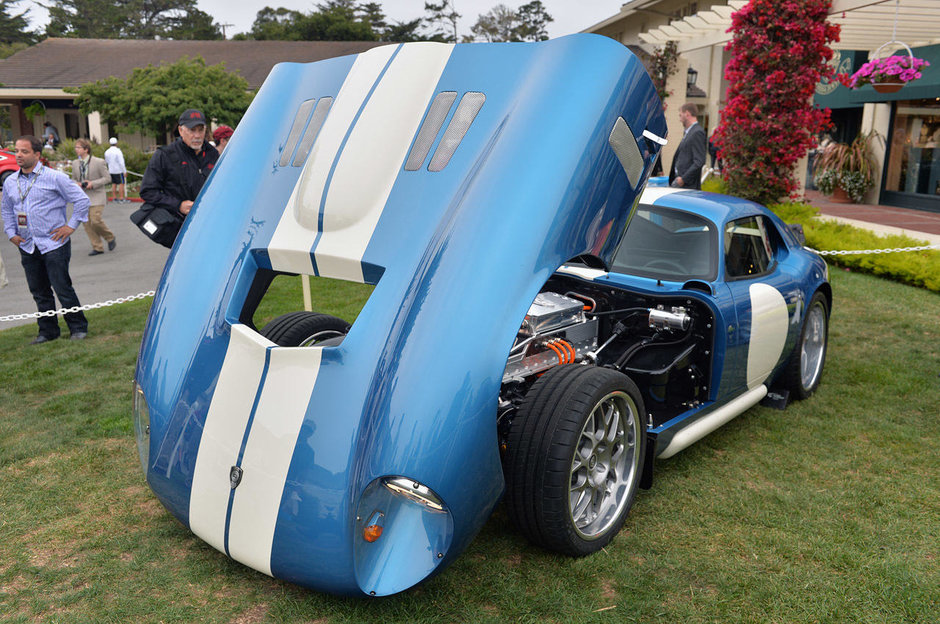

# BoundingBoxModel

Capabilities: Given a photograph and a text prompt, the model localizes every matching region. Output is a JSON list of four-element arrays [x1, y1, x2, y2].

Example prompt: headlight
[[132, 382, 150, 476], [353, 476, 454, 596]]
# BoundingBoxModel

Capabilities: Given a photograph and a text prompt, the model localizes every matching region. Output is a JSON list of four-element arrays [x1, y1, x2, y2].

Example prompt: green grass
[[1, 271, 937, 623]]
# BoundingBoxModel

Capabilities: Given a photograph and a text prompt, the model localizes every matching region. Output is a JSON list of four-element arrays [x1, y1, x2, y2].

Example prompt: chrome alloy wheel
[[800, 302, 827, 390], [299, 330, 346, 347], [568, 390, 640, 539]]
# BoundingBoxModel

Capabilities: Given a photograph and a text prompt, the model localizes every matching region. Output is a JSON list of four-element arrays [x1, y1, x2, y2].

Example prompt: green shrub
[[701, 175, 728, 194], [49, 138, 152, 179], [770, 201, 940, 292]]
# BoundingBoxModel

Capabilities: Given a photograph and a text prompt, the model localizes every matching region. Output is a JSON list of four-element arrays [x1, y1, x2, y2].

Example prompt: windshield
[[612, 204, 717, 281]]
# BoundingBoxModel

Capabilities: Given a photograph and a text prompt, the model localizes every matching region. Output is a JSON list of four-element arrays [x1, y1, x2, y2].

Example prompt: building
[[587, 0, 940, 212], [0, 38, 387, 150]]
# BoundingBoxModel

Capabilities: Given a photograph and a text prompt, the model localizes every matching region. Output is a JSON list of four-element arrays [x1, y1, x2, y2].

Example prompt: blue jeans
[[19, 240, 88, 338]]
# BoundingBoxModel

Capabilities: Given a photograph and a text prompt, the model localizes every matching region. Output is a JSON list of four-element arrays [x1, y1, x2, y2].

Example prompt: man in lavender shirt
[[1, 135, 90, 344]]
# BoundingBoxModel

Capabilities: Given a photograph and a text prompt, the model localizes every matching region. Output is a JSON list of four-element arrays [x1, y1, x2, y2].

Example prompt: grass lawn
[[0, 269, 937, 623]]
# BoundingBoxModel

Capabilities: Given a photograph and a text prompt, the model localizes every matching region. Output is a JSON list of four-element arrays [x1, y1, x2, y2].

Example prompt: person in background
[[1, 136, 90, 344], [43, 121, 60, 147], [104, 137, 129, 202], [71, 138, 116, 256], [668, 102, 707, 190], [212, 125, 233, 153], [140, 108, 219, 225]]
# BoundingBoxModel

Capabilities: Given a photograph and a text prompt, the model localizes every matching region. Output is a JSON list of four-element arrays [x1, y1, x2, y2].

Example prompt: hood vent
[[279, 96, 334, 168], [405, 91, 457, 171], [428, 92, 485, 172], [404, 91, 485, 172], [609, 117, 644, 189]]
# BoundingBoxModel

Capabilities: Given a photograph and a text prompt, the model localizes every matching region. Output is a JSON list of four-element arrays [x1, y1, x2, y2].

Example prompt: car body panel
[[595, 187, 829, 456], [135, 36, 666, 595]]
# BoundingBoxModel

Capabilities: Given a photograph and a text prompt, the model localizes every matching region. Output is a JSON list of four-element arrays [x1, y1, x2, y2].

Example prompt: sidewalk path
[[0, 200, 169, 331], [804, 190, 940, 246]]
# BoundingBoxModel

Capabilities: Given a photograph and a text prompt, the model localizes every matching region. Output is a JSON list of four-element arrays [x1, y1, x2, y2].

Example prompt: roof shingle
[[0, 38, 391, 89]]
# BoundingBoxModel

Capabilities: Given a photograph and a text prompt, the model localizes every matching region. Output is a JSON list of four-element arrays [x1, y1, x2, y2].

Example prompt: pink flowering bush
[[847, 55, 929, 89], [713, 0, 840, 204]]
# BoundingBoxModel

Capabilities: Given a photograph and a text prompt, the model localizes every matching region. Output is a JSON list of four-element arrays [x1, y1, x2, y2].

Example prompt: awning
[[638, 0, 940, 54]]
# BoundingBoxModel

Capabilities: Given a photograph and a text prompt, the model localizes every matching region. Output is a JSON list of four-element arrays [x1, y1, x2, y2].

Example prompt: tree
[[162, 8, 223, 40], [69, 57, 253, 141], [470, 4, 518, 42], [424, 1, 459, 42], [515, 1, 552, 41], [0, 0, 35, 44], [244, 6, 305, 40], [44, 0, 224, 39], [468, 1, 554, 43], [244, 2, 376, 41], [358, 1, 386, 35], [713, 0, 840, 204]]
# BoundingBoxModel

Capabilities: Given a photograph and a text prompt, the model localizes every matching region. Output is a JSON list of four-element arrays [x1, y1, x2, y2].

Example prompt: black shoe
[[70, 332, 88, 340], [89, 250, 104, 256], [108, 238, 116, 251], [30, 335, 58, 345]]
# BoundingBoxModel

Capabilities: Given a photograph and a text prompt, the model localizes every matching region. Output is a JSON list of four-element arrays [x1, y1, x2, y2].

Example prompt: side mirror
[[788, 223, 806, 246]]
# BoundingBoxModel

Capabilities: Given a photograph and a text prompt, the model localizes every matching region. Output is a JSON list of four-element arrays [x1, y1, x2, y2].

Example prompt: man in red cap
[[212, 125, 234, 153], [138, 108, 219, 245]]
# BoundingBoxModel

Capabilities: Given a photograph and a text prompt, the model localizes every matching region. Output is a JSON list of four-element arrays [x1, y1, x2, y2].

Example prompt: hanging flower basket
[[872, 77, 905, 93], [843, 42, 929, 92]]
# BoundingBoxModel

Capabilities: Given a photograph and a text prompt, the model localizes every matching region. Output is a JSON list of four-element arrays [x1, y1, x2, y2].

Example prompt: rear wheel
[[785, 292, 829, 399], [505, 365, 645, 556], [0, 170, 11, 186], [259, 311, 350, 347]]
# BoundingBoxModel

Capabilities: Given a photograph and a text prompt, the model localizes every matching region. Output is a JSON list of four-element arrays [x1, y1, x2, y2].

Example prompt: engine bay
[[499, 274, 716, 436]]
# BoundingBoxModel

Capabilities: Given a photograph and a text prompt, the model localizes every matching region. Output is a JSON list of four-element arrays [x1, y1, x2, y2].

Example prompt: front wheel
[[504, 365, 646, 556], [785, 291, 829, 400]]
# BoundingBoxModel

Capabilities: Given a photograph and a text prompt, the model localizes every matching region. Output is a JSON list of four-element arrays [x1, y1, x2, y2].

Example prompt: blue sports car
[[133, 35, 830, 597]]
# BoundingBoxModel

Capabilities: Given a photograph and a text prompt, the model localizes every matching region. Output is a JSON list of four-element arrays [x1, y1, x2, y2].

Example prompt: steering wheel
[[643, 259, 686, 273]]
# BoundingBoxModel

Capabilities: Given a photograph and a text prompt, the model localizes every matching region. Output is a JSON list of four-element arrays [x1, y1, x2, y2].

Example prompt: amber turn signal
[[363, 524, 384, 543]]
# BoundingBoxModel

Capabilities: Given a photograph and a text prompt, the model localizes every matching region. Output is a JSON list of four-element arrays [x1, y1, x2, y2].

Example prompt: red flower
[[714, 0, 839, 204]]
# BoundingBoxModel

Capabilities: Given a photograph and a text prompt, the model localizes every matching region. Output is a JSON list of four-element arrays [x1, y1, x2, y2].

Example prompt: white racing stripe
[[227, 345, 323, 576], [314, 43, 454, 282], [267, 43, 455, 281], [746, 282, 788, 389], [189, 325, 274, 553], [639, 186, 684, 203], [267, 44, 399, 275]]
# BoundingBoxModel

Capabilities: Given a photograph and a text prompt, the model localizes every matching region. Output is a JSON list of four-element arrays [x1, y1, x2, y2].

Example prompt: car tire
[[0, 170, 11, 186], [784, 291, 829, 400], [504, 364, 645, 556], [259, 311, 350, 347]]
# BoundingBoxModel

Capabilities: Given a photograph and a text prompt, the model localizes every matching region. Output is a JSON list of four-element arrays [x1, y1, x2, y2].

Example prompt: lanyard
[[17, 169, 41, 205]]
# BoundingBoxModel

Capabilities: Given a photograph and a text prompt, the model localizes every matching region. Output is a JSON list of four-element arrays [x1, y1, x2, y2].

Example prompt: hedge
[[770, 201, 940, 293]]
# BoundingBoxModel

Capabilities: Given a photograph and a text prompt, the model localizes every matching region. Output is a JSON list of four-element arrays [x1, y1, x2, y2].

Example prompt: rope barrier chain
[[2, 242, 939, 323], [0, 291, 155, 323]]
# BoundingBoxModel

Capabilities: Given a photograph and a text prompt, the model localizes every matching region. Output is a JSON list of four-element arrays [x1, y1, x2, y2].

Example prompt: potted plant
[[813, 132, 881, 203], [846, 54, 929, 93]]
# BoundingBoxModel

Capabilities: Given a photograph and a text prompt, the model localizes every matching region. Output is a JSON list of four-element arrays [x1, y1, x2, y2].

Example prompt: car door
[[721, 215, 801, 396]]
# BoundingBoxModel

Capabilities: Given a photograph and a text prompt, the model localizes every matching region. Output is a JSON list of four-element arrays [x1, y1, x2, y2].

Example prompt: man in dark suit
[[669, 102, 707, 190]]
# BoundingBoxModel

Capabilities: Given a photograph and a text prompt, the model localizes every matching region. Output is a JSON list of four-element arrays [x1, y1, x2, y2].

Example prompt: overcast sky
[[26, 1, 626, 40]]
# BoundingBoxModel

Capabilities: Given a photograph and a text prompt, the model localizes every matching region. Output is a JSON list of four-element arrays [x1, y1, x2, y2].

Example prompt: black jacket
[[140, 138, 219, 216], [669, 122, 707, 190]]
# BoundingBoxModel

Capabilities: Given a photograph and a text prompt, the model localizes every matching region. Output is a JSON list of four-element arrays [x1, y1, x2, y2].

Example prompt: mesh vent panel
[[609, 117, 644, 188], [292, 97, 333, 167], [279, 99, 316, 168], [428, 92, 485, 172], [405, 91, 457, 171]]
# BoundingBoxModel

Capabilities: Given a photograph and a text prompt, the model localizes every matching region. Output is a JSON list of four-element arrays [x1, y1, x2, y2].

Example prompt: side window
[[724, 216, 774, 278]]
